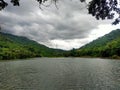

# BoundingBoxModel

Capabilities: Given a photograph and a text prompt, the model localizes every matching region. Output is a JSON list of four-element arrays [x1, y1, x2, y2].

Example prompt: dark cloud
[[0, 0, 113, 50]]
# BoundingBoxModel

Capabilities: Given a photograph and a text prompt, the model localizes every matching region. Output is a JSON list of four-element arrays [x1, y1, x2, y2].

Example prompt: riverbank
[[0, 56, 120, 61]]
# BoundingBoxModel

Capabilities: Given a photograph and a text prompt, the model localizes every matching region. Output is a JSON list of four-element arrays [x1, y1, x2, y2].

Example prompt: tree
[[0, 0, 120, 24]]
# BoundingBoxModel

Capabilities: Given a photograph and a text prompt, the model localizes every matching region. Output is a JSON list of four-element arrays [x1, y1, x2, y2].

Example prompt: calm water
[[0, 58, 120, 90]]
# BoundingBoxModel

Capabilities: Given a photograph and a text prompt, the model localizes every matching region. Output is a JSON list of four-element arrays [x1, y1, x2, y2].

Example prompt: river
[[0, 58, 120, 90]]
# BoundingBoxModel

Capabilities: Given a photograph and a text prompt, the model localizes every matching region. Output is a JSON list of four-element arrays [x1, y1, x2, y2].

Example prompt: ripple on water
[[0, 58, 120, 90]]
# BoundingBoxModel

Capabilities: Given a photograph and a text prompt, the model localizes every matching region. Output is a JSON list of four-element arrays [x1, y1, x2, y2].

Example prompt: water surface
[[0, 58, 120, 90]]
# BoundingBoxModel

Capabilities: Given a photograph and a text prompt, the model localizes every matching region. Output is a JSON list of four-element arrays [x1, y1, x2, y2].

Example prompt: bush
[[112, 55, 120, 59]]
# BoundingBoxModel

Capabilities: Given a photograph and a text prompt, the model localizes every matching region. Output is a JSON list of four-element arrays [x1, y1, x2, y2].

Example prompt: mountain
[[1, 29, 120, 60], [70, 29, 120, 59], [0, 32, 66, 60], [81, 29, 120, 49]]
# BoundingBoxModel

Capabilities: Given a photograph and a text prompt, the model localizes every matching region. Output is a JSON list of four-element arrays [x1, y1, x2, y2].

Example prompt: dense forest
[[69, 29, 120, 59], [0, 32, 66, 60]]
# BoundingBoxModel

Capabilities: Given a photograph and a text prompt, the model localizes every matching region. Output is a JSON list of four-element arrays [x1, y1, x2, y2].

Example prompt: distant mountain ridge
[[0, 32, 66, 60], [69, 29, 120, 59]]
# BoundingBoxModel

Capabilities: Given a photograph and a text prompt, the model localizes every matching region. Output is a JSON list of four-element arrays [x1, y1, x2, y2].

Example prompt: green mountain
[[1, 29, 120, 60], [70, 29, 120, 59], [0, 32, 66, 60]]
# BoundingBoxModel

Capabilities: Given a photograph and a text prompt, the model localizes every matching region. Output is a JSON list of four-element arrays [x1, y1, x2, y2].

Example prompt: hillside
[[81, 29, 120, 49], [0, 32, 66, 60], [70, 29, 120, 59]]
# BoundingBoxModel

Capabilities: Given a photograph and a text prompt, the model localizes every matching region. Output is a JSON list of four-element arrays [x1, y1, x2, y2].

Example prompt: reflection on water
[[0, 58, 120, 90]]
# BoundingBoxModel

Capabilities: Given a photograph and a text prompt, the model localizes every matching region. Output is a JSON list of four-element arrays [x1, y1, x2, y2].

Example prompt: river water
[[0, 58, 120, 90]]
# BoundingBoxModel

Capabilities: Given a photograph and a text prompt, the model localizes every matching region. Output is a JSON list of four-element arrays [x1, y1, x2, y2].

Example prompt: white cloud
[[43, 24, 120, 50], [0, 0, 120, 50], [44, 39, 89, 50], [89, 24, 120, 41]]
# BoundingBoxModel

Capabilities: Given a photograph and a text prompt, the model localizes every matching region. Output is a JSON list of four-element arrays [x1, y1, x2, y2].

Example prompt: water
[[0, 58, 120, 90]]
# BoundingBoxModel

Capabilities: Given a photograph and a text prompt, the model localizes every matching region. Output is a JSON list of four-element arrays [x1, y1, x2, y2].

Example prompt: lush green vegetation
[[69, 29, 120, 59], [0, 32, 66, 60], [1, 29, 120, 60]]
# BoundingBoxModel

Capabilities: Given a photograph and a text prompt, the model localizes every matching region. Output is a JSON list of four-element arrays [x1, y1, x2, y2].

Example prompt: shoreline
[[0, 56, 120, 61]]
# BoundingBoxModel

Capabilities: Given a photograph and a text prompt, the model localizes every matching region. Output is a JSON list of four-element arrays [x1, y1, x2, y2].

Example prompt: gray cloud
[[0, 0, 113, 50]]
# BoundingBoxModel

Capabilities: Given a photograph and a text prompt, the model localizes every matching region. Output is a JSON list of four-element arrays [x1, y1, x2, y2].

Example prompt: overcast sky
[[0, 0, 120, 50]]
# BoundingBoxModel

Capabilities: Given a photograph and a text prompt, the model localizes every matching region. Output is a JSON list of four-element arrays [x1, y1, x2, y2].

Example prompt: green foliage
[[69, 29, 120, 59], [0, 32, 66, 60]]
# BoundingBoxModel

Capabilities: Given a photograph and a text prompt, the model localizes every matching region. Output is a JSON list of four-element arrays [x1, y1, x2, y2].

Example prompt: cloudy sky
[[0, 0, 120, 50]]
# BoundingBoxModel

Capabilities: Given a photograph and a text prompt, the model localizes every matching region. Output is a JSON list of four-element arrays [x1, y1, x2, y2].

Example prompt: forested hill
[[1, 29, 120, 60], [70, 29, 120, 59], [81, 29, 120, 49], [0, 32, 66, 60]]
